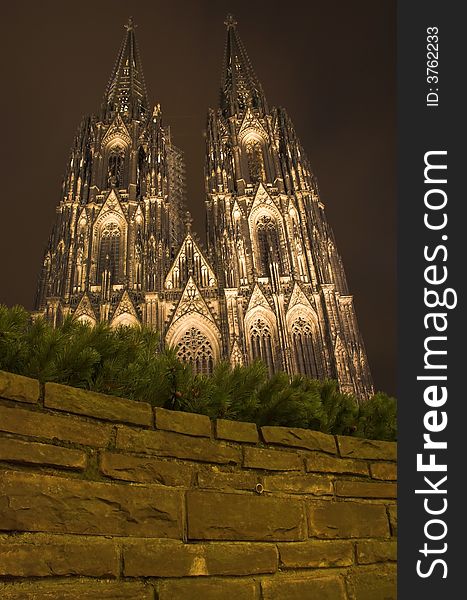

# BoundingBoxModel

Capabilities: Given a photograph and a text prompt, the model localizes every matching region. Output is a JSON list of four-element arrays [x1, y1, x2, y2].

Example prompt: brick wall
[[0, 370, 397, 599]]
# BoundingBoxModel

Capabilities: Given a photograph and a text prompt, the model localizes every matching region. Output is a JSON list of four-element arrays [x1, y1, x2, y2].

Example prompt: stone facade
[[34, 16, 373, 399], [0, 370, 396, 598]]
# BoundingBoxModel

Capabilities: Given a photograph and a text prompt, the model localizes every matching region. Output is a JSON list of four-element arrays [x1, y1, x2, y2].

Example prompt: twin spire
[[102, 15, 267, 121]]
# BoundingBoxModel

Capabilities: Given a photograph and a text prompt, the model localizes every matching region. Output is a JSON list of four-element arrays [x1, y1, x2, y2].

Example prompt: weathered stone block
[[346, 564, 397, 600], [45, 382, 153, 427], [261, 575, 347, 600], [155, 406, 211, 437], [158, 578, 259, 600], [0, 371, 40, 404], [370, 461, 397, 480], [0, 437, 87, 470], [116, 426, 241, 464], [357, 540, 397, 564], [261, 426, 337, 453], [243, 446, 302, 471], [335, 480, 397, 499], [100, 451, 193, 486], [278, 540, 354, 568], [216, 419, 259, 443], [388, 504, 397, 536], [197, 468, 260, 492], [308, 501, 390, 538], [187, 490, 306, 541], [0, 470, 182, 538], [337, 435, 397, 461], [263, 474, 333, 495], [0, 404, 112, 447], [0, 533, 119, 577], [0, 581, 154, 599], [123, 539, 278, 577], [306, 451, 369, 476]]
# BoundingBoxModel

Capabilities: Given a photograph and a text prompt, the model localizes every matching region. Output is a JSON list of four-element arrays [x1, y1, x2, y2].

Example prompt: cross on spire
[[224, 14, 237, 29]]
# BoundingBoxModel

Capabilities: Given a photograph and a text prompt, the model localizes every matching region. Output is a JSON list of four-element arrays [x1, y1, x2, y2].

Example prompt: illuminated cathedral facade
[[35, 16, 374, 399]]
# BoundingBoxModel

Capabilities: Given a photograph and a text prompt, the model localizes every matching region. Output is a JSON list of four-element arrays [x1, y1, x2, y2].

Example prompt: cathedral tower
[[204, 15, 373, 397], [35, 17, 373, 399]]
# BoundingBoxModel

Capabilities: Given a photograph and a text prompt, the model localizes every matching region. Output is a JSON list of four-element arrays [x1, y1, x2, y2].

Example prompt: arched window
[[245, 138, 265, 183], [177, 327, 214, 375], [107, 146, 125, 188], [291, 317, 318, 379], [98, 222, 121, 281], [250, 317, 275, 375], [256, 215, 282, 276]]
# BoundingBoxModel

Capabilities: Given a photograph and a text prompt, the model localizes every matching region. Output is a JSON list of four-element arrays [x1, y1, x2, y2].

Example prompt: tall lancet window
[[98, 223, 121, 282], [107, 146, 125, 188], [291, 318, 319, 379], [177, 327, 214, 375], [256, 215, 282, 276], [245, 139, 266, 183], [250, 318, 275, 375]]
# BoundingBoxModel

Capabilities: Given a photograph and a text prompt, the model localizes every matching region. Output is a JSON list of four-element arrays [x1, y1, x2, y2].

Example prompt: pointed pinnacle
[[224, 14, 237, 29], [125, 16, 135, 31]]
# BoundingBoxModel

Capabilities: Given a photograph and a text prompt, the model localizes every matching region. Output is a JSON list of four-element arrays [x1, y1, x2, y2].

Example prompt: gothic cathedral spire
[[101, 17, 149, 122], [34, 17, 374, 400]]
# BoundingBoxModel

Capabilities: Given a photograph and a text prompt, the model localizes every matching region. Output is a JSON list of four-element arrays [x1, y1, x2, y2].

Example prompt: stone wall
[[0, 370, 397, 599]]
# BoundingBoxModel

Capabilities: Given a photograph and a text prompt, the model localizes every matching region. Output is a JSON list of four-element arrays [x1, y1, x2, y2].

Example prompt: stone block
[[116, 426, 241, 464], [0, 469, 182, 538], [0, 581, 154, 599], [337, 435, 397, 461], [0, 371, 40, 404], [155, 407, 211, 437], [0, 404, 112, 447], [261, 426, 337, 454], [197, 468, 260, 492], [357, 540, 397, 564], [370, 461, 397, 480], [346, 564, 397, 600], [308, 500, 390, 538], [216, 419, 259, 443], [0, 437, 86, 470], [158, 578, 259, 600], [187, 490, 306, 541], [263, 474, 333, 495], [100, 451, 193, 486], [243, 446, 302, 471], [388, 504, 397, 536], [45, 382, 153, 427], [306, 451, 369, 476], [123, 539, 278, 577], [261, 575, 347, 600], [0, 533, 119, 577], [278, 540, 354, 568], [335, 480, 397, 499]]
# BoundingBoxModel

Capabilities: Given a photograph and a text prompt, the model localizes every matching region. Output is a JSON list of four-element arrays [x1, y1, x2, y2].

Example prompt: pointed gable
[[96, 189, 127, 223], [102, 113, 132, 148], [165, 234, 217, 290], [238, 107, 268, 141], [288, 283, 312, 311], [169, 277, 216, 326], [110, 290, 140, 326], [246, 284, 273, 313], [74, 294, 97, 324]]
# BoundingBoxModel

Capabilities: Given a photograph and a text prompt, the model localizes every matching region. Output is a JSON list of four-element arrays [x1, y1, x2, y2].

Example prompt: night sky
[[0, 0, 396, 395]]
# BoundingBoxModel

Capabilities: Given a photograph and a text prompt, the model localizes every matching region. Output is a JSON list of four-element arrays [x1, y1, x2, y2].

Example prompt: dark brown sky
[[0, 0, 396, 395]]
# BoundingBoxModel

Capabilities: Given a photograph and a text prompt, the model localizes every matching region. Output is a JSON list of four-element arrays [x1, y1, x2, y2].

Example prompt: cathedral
[[34, 16, 374, 399]]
